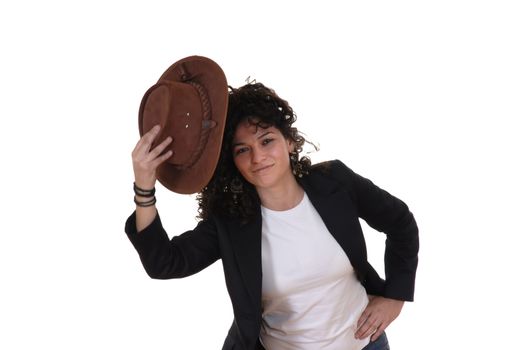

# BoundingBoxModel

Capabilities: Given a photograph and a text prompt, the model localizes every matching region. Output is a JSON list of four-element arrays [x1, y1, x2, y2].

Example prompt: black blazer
[[125, 160, 419, 350]]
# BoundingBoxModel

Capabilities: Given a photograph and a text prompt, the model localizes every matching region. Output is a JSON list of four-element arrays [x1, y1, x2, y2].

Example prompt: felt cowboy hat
[[139, 55, 228, 194]]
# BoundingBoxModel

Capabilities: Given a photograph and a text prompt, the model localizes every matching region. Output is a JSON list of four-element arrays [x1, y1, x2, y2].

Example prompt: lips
[[252, 164, 274, 173]]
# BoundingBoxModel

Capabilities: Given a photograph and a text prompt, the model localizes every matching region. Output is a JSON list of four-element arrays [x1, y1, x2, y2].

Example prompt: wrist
[[134, 195, 156, 207], [134, 182, 155, 196], [133, 174, 156, 188], [133, 182, 157, 207]]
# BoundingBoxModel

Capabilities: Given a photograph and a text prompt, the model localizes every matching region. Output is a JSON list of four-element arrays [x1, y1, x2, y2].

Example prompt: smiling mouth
[[253, 164, 274, 173]]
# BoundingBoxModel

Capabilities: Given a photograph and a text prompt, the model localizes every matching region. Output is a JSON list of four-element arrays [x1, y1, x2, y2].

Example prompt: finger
[[370, 324, 386, 342], [147, 136, 173, 161], [355, 316, 380, 339], [134, 125, 162, 155], [357, 307, 371, 329], [150, 149, 173, 169], [359, 324, 380, 340], [356, 324, 373, 340]]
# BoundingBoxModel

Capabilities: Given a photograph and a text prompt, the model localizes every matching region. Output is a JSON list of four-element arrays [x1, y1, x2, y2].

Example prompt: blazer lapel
[[300, 173, 368, 271], [227, 209, 263, 310]]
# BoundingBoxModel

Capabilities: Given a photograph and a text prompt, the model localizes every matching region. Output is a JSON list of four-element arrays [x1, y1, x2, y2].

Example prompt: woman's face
[[232, 120, 295, 191]]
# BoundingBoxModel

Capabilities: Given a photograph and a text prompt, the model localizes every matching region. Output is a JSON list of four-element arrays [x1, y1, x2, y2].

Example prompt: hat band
[[174, 80, 216, 170]]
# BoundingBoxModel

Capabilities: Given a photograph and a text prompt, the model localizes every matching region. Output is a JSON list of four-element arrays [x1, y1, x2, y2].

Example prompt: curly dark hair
[[197, 82, 314, 222]]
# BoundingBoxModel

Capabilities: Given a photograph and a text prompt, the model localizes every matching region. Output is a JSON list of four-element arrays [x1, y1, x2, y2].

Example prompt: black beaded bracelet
[[133, 182, 156, 198], [134, 196, 157, 207]]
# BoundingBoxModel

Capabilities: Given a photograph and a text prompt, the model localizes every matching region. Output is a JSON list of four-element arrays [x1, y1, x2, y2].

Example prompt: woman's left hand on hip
[[355, 296, 404, 341]]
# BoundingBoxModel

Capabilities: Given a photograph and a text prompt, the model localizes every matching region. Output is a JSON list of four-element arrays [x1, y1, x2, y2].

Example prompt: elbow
[[140, 256, 180, 280], [397, 210, 419, 242], [141, 256, 189, 279], [144, 267, 169, 280], [143, 265, 186, 280]]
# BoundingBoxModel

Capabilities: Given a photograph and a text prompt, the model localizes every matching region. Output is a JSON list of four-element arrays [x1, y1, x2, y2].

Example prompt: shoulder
[[308, 159, 357, 183], [300, 159, 359, 195]]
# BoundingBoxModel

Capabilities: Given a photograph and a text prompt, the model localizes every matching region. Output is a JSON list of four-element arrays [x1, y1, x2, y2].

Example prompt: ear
[[287, 138, 296, 153]]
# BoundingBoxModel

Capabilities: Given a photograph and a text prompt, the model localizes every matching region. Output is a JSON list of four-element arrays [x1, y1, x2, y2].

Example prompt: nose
[[251, 145, 265, 164]]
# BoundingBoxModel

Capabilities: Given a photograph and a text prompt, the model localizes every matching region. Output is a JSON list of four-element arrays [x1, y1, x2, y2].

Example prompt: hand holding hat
[[132, 56, 228, 194], [132, 124, 173, 190]]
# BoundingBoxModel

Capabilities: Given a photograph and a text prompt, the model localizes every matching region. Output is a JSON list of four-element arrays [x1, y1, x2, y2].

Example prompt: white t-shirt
[[259, 193, 370, 350]]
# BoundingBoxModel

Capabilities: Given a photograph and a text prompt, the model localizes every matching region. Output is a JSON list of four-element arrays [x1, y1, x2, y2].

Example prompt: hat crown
[[141, 82, 204, 167]]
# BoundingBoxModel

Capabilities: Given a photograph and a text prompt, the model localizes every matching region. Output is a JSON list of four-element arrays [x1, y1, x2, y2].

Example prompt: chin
[[253, 178, 279, 190]]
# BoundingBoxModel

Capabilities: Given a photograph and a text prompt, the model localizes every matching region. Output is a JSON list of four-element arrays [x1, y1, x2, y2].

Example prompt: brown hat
[[139, 56, 228, 194]]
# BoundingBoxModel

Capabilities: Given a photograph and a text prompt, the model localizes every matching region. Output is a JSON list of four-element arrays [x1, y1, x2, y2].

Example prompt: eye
[[262, 138, 274, 145], [234, 147, 249, 156]]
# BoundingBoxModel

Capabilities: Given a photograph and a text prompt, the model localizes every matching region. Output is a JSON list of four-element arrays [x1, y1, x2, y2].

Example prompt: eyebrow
[[232, 131, 273, 147]]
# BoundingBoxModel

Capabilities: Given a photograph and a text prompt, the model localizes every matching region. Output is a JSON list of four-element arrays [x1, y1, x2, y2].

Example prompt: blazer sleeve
[[125, 211, 220, 279], [332, 160, 419, 301]]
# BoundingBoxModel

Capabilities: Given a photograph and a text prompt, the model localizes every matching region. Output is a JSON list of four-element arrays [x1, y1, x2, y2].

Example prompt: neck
[[256, 174, 304, 211]]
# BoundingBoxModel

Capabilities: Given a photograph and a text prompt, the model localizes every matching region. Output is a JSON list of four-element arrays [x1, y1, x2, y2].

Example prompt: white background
[[1, 1, 522, 349]]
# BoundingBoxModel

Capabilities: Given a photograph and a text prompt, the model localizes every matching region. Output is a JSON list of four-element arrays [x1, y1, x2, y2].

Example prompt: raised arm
[[126, 125, 220, 278], [131, 124, 173, 232]]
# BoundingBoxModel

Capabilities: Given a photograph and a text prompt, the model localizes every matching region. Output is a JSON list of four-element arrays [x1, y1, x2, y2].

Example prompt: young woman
[[127, 82, 419, 350]]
